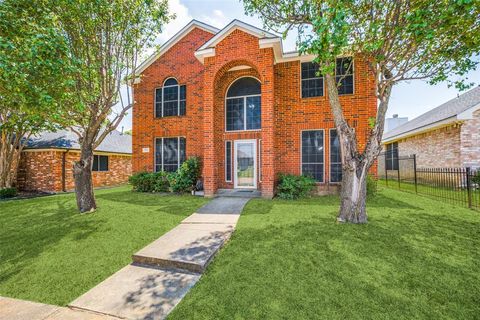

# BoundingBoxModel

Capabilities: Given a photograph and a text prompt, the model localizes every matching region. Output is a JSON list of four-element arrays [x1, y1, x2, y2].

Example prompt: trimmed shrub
[[128, 171, 169, 192], [0, 187, 17, 199], [277, 174, 316, 200], [168, 157, 202, 193], [366, 174, 378, 198]]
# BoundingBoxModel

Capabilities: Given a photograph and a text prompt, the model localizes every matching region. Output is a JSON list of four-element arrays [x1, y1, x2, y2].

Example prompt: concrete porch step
[[132, 223, 234, 273], [215, 189, 261, 198]]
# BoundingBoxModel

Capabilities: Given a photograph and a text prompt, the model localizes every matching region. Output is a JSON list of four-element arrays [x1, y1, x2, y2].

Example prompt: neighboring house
[[385, 114, 408, 133], [132, 19, 377, 198], [17, 130, 132, 193], [382, 86, 480, 169]]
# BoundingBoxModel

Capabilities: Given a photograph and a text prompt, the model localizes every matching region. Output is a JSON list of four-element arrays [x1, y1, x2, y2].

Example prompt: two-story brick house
[[132, 19, 377, 198]]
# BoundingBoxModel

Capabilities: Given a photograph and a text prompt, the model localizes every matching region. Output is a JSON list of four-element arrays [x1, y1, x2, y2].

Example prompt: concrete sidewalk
[[0, 296, 119, 320], [69, 196, 250, 320]]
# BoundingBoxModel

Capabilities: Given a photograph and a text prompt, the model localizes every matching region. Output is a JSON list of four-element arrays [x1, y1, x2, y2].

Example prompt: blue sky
[[118, 0, 480, 131]]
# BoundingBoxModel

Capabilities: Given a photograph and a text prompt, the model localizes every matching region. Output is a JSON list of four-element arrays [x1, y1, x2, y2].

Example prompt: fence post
[[397, 158, 401, 189], [413, 154, 418, 194], [385, 153, 388, 186], [466, 167, 472, 209]]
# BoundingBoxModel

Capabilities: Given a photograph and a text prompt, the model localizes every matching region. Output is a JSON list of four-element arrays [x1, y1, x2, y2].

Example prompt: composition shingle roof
[[383, 86, 480, 141], [25, 129, 132, 154]]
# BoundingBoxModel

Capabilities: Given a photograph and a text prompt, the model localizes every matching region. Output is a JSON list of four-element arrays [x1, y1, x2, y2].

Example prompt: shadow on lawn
[[0, 197, 101, 285], [170, 191, 480, 320]]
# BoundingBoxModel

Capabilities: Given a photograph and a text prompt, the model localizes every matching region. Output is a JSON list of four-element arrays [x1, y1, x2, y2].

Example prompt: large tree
[[244, 0, 480, 223], [0, 0, 74, 189], [52, 0, 171, 212]]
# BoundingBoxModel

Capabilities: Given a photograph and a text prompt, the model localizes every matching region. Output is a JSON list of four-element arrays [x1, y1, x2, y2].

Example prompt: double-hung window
[[226, 77, 261, 131], [301, 130, 324, 182], [330, 129, 342, 182], [92, 155, 108, 172], [386, 142, 399, 170], [155, 78, 186, 117], [335, 57, 354, 95], [301, 62, 323, 98], [155, 137, 186, 172]]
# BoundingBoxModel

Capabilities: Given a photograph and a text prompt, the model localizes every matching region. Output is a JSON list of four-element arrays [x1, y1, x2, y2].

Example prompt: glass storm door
[[234, 140, 257, 189]]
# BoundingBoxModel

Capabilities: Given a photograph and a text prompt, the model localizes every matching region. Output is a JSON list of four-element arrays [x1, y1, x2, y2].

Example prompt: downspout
[[61, 150, 69, 192]]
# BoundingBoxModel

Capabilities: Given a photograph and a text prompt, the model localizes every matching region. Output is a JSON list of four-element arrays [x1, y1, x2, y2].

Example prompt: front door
[[234, 140, 257, 189]]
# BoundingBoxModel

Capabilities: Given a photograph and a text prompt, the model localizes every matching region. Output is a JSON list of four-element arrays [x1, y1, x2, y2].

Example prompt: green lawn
[[0, 186, 208, 306], [170, 187, 480, 320]]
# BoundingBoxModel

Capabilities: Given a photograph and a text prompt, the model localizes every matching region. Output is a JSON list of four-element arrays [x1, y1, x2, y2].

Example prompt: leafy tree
[[0, 0, 74, 189], [244, 0, 480, 223], [52, 0, 171, 212]]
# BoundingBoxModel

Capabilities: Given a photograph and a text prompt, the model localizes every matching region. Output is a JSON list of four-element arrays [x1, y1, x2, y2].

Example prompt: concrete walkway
[[69, 196, 250, 320]]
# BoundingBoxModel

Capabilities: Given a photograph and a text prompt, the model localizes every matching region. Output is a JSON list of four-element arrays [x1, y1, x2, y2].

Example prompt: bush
[[366, 175, 377, 198], [472, 170, 480, 185], [128, 171, 169, 192], [168, 157, 202, 193], [277, 174, 316, 200], [0, 187, 17, 199]]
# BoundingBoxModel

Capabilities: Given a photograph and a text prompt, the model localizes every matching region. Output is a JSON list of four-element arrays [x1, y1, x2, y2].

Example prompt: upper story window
[[336, 57, 354, 95], [301, 62, 323, 98], [301, 57, 354, 98], [225, 77, 261, 131], [155, 78, 186, 117]]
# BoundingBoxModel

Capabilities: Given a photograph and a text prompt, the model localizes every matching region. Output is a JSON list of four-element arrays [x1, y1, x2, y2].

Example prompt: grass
[[170, 187, 480, 320], [0, 186, 208, 306]]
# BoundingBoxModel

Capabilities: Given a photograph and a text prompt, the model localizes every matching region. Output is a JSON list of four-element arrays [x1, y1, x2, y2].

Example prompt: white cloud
[[200, 9, 229, 28]]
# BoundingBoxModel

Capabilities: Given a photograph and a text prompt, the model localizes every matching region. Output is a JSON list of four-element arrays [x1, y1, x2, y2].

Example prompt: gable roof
[[25, 129, 132, 154], [197, 19, 278, 51], [383, 86, 480, 142], [135, 20, 220, 75]]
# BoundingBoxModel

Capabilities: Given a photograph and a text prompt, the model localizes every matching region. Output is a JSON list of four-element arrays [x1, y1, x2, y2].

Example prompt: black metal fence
[[377, 153, 480, 211]]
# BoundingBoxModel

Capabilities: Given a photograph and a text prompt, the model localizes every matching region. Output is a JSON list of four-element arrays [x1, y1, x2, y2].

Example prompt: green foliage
[[472, 170, 480, 185], [366, 175, 378, 198], [168, 157, 202, 193], [277, 174, 316, 200], [128, 172, 169, 193], [0, 187, 17, 199]]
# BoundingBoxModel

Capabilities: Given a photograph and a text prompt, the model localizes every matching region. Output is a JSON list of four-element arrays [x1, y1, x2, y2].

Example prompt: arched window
[[226, 77, 261, 131], [155, 78, 186, 117]]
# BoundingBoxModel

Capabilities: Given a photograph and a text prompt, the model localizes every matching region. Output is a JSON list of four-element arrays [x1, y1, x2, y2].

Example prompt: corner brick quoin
[[132, 23, 377, 198]]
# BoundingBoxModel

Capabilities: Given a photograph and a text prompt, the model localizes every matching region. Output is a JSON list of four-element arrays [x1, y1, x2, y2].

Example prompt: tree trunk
[[73, 144, 96, 213], [338, 160, 369, 223]]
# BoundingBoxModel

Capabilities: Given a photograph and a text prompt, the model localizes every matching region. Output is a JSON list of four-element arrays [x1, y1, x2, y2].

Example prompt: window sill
[[225, 129, 262, 133], [154, 115, 186, 119]]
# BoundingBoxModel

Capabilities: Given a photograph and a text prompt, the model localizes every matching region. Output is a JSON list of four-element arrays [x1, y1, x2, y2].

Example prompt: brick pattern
[[17, 150, 132, 192], [460, 109, 480, 168], [133, 27, 377, 197]]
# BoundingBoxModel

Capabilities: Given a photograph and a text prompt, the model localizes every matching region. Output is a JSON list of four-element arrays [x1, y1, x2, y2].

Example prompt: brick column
[[260, 52, 275, 198], [202, 60, 217, 197]]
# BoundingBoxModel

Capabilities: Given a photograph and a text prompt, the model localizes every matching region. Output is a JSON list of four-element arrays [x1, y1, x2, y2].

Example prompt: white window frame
[[300, 129, 325, 183], [154, 136, 185, 172], [329, 128, 342, 184], [258, 139, 262, 183], [335, 57, 355, 95], [224, 76, 262, 132], [300, 61, 325, 99], [154, 77, 185, 118]]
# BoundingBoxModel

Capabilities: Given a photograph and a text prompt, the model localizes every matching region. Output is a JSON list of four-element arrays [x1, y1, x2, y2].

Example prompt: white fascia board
[[135, 20, 219, 76], [457, 103, 480, 120], [381, 116, 459, 144], [194, 48, 215, 64]]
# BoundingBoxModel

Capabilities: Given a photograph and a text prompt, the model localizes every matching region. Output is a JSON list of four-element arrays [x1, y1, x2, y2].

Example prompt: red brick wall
[[461, 109, 480, 168], [133, 26, 377, 197], [132, 27, 215, 172], [17, 150, 132, 192]]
